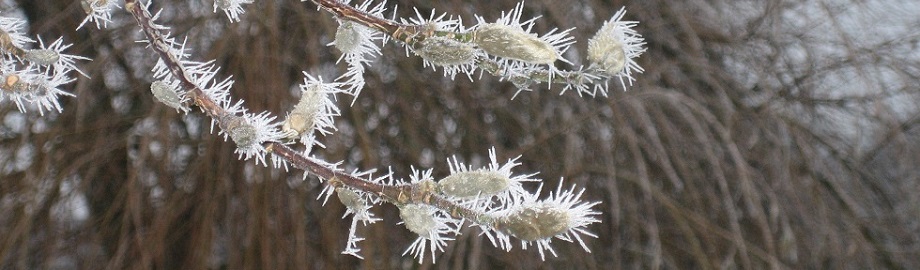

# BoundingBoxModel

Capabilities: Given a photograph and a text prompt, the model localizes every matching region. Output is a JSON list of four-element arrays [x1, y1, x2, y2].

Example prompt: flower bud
[[399, 204, 436, 237], [337, 188, 364, 211], [415, 36, 476, 66], [587, 29, 626, 76], [150, 80, 187, 112], [282, 113, 310, 138], [334, 21, 362, 54], [498, 204, 570, 241], [223, 115, 257, 147], [437, 171, 510, 198], [24, 49, 59, 66], [585, 8, 645, 80], [473, 23, 557, 64], [282, 84, 323, 139]]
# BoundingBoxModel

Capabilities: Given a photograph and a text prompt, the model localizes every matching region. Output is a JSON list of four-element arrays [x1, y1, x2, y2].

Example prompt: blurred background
[[1, 0, 919, 269]]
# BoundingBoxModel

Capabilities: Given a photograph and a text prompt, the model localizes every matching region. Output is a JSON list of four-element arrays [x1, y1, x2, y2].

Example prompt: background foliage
[[1, 0, 919, 269]]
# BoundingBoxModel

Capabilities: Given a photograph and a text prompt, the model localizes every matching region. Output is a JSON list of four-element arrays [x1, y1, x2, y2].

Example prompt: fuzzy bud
[[399, 204, 436, 237], [587, 29, 626, 76], [437, 171, 510, 198], [150, 80, 187, 112], [415, 37, 476, 66], [334, 21, 362, 54], [473, 23, 557, 64], [282, 84, 323, 139], [498, 204, 570, 241], [223, 115, 257, 147], [585, 8, 646, 81], [282, 113, 310, 138], [24, 49, 60, 66], [337, 188, 364, 211]]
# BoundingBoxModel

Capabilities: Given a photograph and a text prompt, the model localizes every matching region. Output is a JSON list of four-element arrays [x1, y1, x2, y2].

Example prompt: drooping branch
[[125, 0, 224, 119], [125, 0, 495, 229], [308, 0, 645, 96], [119, 1, 604, 262]]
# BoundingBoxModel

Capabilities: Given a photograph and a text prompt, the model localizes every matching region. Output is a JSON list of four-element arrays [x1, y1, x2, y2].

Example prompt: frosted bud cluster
[[54, 0, 636, 264], [0, 16, 84, 114]]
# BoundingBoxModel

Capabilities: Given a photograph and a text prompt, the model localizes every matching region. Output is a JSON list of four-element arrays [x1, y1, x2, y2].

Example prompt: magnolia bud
[[150, 80, 187, 112], [282, 113, 310, 137], [24, 49, 60, 66], [337, 188, 364, 211], [437, 171, 510, 198], [415, 36, 476, 66], [223, 115, 257, 147], [399, 204, 436, 237], [587, 28, 627, 76], [334, 21, 362, 54], [282, 84, 323, 139], [586, 8, 645, 80], [498, 204, 570, 241], [473, 23, 557, 64]]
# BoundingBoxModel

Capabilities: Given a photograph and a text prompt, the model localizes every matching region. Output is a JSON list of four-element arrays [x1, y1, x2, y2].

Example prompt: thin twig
[[125, 0, 495, 230]]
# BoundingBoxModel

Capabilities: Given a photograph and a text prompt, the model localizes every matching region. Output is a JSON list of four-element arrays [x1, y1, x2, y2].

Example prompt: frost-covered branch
[[0, 0, 646, 264], [0, 15, 86, 115], [309, 0, 646, 97]]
